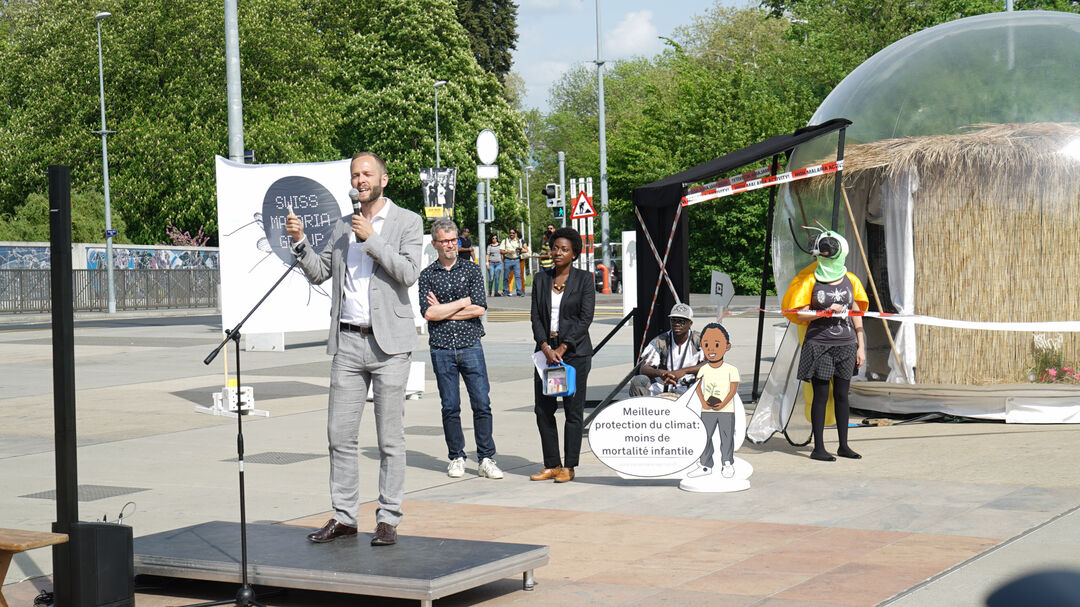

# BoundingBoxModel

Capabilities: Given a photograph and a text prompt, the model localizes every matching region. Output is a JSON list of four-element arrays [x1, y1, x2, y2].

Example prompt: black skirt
[[798, 342, 858, 381]]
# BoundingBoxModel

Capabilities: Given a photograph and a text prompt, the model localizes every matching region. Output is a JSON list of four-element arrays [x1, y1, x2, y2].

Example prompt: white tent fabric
[[883, 169, 918, 383]]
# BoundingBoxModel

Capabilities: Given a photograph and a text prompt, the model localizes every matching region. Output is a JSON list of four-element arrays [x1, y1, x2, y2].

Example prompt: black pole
[[233, 330, 257, 604], [49, 165, 78, 606], [752, 155, 780, 401], [831, 128, 847, 230], [590, 308, 636, 357]]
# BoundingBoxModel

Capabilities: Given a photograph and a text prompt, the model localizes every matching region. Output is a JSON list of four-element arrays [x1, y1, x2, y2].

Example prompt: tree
[[0, 0, 527, 245], [538, 7, 816, 293], [758, 0, 1080, 93], [311, 0, 528, 232], [0, 191, 128, 243], [455, 0, 519, 80], [0, 0, 340, 245], [536, 0, 1080, 292]]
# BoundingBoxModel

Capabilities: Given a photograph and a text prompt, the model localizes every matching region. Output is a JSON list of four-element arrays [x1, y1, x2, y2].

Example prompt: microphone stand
[[188, 258, 300, 607]]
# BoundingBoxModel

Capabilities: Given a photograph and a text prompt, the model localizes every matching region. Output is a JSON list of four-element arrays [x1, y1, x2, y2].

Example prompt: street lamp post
[[94, 11, 117, 314], [434, 80, 447, 167], [594, 1, 611, 272], [522, 163, 533, 271]]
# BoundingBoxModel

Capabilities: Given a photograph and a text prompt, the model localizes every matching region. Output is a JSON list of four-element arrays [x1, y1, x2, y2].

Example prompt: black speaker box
[[67, 521, 135, 607]]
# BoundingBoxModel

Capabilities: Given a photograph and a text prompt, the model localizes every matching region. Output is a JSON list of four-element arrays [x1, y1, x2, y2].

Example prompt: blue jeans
[[430, 344, 495, 461], [504, 259, 523, 295], [487, 260, 503, 294]]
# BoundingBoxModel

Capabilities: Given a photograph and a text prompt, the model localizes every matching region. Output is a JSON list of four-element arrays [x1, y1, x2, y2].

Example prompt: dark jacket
[[531, 266, 595, 358]]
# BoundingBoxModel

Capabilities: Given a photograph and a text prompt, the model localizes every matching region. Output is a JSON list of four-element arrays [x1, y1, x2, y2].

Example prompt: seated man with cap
[[629, 303, 705, 397]]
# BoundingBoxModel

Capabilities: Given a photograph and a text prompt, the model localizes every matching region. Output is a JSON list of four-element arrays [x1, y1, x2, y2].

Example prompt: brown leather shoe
[[371, 522, 397, 546], [554, 467, 575, 483], [306, 519, 357, 543], [529, 467, 561, 481]]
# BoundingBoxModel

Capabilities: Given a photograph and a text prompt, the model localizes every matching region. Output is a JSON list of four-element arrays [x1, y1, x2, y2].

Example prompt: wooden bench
[[0, 529, 68, 607]]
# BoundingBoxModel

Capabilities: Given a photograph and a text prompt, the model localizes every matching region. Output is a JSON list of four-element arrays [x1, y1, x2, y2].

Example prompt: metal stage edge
[[134, 521, 548, 606]]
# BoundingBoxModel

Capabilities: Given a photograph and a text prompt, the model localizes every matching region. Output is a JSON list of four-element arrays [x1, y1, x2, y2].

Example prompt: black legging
[[811, 377, 851, 454]]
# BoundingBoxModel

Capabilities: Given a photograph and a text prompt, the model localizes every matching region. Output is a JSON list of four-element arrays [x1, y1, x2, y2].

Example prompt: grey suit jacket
[[294, 198, 423, 356]]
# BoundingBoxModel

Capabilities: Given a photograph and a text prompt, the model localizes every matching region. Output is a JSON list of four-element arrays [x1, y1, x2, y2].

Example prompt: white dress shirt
[[340, 200, 389, 326]]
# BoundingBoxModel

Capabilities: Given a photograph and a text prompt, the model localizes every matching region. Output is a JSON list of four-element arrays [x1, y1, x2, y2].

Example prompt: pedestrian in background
[[500, 228, 525, 296], [487, 233, 503, 296]]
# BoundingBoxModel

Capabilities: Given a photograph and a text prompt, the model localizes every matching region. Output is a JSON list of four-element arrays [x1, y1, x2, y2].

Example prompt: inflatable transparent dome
[[777, 10, 1080, 285], [771, 11, 1080, 387]]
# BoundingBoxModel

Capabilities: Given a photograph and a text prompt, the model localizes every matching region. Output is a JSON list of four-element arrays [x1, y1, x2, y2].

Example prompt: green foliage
[[533, 0, 1080, 293], [311, 0, 527, 232], [0, 0, 338, 244], [0, 191, 128, 243], [0, 0, 525, 245], [455, 0, 519, 80], [760, 0, 1079, 93], [537, 7, 815, 293]]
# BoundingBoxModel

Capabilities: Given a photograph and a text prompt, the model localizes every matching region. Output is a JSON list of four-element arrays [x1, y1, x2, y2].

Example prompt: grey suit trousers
[[329, 330, 411, 528]]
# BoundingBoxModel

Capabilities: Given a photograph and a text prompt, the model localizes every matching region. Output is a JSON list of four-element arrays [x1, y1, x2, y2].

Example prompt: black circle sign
[[261, 176, 341, 264]]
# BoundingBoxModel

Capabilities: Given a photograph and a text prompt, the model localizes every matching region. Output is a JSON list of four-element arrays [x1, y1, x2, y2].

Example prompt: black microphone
[[348, 188, 362, 242]]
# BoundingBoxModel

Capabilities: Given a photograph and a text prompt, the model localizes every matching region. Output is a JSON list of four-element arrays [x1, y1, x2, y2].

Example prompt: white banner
[[215, 156, 352, 334], [622, 230, 637, 317]]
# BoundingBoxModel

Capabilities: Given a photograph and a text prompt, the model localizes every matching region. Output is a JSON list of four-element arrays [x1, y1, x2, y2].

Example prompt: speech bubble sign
[[261, 176, 341, 264], [589, 388, 707, 478]]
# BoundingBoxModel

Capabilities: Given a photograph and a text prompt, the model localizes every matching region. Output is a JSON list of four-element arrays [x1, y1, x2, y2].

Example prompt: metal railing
[[0, 269, 219, 314]]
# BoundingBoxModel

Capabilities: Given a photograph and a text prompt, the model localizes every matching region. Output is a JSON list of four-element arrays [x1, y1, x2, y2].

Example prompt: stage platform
[[133, 521, 548, 606]]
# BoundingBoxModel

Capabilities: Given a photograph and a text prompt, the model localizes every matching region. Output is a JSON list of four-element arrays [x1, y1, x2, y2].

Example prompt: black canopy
[[629, 118, 852, 365]]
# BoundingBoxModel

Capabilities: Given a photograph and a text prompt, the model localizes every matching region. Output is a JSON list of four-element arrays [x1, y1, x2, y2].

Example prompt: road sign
[[710, 271, 734, 311], [476, 130, 498, 164], [105, 229, 118, 237], [570, 190, 596, 220]]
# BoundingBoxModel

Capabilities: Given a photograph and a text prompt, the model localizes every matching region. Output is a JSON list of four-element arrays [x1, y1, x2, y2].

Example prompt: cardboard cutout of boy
[[680, 323, 752, 493], [685, 323, 738, 478]]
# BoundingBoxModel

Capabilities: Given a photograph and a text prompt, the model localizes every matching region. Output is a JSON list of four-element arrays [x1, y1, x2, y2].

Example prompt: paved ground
[[2, 294, 1079, 606]]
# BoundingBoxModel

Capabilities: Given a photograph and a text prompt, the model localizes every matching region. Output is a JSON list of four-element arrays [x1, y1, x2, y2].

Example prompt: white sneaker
[[478, 458, 504, 479], [686, 464, 711, 478], [447, 458, 466, 478], [721, 463, 735, 478]]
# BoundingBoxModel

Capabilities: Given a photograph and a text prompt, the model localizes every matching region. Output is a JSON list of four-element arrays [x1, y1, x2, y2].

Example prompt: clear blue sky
[[512, 0, 751, 112]]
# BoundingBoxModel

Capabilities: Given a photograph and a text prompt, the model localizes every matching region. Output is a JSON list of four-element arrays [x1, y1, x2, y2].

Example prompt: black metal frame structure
[[630, 119, 852, 400]]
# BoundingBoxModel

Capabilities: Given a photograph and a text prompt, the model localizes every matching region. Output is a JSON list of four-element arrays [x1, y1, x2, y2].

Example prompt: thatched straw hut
[[795, 122, 1080, 385]]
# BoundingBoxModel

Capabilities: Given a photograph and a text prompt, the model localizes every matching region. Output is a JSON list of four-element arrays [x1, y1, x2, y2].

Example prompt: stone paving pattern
[[2, 294, 1079, 606]]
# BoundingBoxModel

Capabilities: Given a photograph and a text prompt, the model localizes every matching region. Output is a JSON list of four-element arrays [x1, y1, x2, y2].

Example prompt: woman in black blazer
[[529, 227, 595, 483]]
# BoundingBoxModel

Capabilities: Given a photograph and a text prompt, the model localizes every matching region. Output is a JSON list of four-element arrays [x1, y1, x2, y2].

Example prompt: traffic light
[[543, 183, 560, 207], [552, 205, 565, 219]]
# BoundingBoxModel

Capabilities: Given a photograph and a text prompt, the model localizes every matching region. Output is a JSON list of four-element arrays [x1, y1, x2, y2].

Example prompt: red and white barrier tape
[[768, 309, 1080, 332], [686, 165, 774, 195], [682, 160, 843, 207]]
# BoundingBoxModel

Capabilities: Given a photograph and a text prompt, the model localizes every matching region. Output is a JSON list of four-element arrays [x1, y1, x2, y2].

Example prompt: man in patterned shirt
[[419, 218, 503, 479]]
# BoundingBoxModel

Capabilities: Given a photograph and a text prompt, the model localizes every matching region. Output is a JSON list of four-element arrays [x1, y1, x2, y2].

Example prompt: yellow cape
[[781, 262, 869, 324], [781, 262, 870, 424]]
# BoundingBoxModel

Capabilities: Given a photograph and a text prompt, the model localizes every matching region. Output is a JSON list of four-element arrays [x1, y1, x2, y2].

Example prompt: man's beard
[[358, 183, 384, 204]]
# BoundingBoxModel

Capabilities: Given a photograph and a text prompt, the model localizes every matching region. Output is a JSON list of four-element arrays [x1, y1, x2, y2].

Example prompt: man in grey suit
[[285, 151, 423, 546]]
